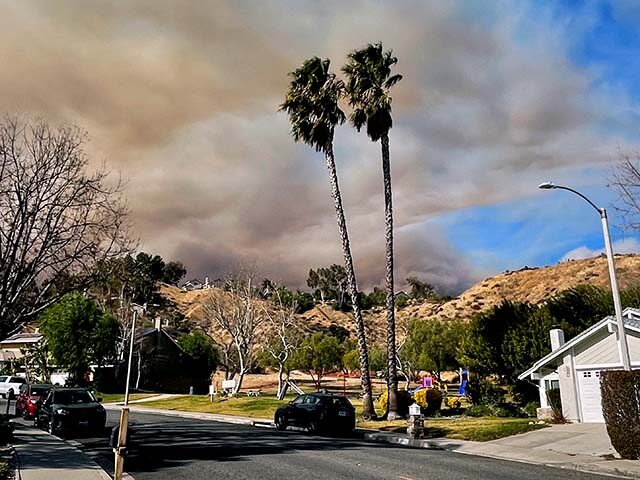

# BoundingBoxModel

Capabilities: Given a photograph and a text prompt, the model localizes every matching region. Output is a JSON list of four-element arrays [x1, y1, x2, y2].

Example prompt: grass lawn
[[358, 417, 548, 442], [139, 394, 546, 441], [96, 392, 160, 404], [142, 395, 290, 419]]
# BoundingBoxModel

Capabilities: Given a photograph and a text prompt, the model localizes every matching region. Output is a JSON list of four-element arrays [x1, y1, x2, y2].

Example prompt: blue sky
[[432, 0, 640, 279]]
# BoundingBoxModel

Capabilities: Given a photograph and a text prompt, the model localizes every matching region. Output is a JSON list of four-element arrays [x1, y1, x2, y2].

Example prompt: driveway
[[484, 423, 616, 458]]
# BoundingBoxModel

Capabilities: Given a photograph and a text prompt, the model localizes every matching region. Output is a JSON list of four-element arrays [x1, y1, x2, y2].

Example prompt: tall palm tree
[[280, 57, 376, 419], [343, 43, 403, 420]]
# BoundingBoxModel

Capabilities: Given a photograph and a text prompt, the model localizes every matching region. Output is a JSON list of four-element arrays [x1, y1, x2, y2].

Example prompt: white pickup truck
[[0, 375, 26, 399]]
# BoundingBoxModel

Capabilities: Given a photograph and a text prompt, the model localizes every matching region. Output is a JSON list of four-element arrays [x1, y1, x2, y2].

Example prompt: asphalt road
[[29, 409, 613, 480]]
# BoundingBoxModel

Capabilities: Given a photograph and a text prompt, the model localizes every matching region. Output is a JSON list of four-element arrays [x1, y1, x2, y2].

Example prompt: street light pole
[[123, 308, 137, 407], [539, 182, 631, 371]]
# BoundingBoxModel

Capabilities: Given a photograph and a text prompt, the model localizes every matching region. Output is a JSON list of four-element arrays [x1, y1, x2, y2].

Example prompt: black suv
[[35, 388, 106, 437], [274, 393, 356, 434]]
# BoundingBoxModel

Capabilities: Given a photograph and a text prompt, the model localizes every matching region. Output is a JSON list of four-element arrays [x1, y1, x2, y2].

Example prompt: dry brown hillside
[[160, 254, 640, 345]]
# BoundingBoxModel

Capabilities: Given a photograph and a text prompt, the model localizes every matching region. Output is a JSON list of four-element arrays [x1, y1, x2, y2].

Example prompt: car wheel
[[48, 418, 62, 437], [275, 413, 288, 431], [309, 419, 323, 434]]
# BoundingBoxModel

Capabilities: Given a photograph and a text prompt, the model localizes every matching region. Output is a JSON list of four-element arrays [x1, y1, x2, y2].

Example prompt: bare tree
[[201, 272, 264, 394], [261, 288, 300, 399], [0, 116, 130, 334], [610, 151, 640, 230]]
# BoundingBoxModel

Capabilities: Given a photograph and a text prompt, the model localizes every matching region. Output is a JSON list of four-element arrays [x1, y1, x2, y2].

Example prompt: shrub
[[601, 370, 640, 459], [524, 401, 540, 418], [0, 461, 10, 480], [465, 404, 494, 417], [464, 403, 526, 418], [446, 396, 462, 410], [413, 388, 443, 416], [376, 389, 412, 418], [465, 378, 504, 406], [545, 387, 566, 423]]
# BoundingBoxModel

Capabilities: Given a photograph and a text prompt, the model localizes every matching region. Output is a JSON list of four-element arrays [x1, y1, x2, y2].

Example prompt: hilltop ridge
[[159, 254, 640, 344]]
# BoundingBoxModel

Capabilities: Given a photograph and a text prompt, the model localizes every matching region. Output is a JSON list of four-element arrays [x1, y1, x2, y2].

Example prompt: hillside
[[159, 254, 640, 345]]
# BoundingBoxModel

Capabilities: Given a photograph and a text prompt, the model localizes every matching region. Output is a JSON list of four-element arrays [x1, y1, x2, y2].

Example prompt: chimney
[[155, 317, 162, 331], [550, 328, 565, 351]]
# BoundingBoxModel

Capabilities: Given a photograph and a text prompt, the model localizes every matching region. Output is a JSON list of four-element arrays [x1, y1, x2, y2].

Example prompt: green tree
[[39, 292, 119, 386], [306, 265, 348, 306], [290, 332, 344, 390], [343, 42, 403, 419], [406, 277, 436, 301], [343, 345, 386, 374], [162, 261, 187, 285], [21, 341, 52, 383], [281, 57, 375, 418], [366, 287, 387, 308], [178, 331, 219, 375], [401, 320, 463, 381]]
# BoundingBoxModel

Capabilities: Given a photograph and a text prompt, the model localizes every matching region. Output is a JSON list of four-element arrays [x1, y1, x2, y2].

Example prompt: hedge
[[600, 370, 640, 459]]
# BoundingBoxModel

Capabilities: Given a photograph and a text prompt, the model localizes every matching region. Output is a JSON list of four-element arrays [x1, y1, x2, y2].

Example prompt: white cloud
[[561, 238, 640, 262]]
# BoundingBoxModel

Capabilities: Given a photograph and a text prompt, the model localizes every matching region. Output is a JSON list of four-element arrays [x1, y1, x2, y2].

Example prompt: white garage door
[[578, 370, 604, 423]]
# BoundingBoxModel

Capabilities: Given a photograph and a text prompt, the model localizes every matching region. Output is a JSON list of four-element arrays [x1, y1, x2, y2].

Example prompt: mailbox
[[409, 403, 421, 416]]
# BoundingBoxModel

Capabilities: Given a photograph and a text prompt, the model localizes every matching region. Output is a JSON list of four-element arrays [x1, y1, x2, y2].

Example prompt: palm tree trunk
[[325, 143, 376, 419], [381, 132, 400, 420]]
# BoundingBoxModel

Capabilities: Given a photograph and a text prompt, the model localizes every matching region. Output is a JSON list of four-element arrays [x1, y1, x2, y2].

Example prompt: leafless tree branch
[[0, 115, 131, 333]]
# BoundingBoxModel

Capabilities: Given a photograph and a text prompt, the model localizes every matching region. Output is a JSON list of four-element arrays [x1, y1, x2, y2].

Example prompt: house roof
[[518, 307, 640, 381], [0, 332, 43, 346]]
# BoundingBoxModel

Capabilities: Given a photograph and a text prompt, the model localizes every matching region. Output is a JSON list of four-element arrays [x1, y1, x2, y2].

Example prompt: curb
[[451, 448, 640, 480], [58, 438, 117, 480]]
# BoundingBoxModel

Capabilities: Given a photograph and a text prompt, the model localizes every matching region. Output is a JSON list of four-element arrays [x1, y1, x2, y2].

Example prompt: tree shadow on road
[[76, 418, 450, 476]]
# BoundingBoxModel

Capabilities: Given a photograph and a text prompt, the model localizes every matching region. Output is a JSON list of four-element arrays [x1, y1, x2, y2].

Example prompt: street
[[55, 410, 615, 480]]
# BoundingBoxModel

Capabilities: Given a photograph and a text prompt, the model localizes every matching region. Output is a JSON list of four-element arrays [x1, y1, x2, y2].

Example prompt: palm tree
[[280, 57, 376, 419], [343, 43, 403, 420]]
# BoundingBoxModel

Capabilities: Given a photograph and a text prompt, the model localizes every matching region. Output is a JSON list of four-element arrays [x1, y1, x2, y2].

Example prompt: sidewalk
[[109, 404, 640, 479], [445, 424, 640, 479], [12, 423, 110, 480]]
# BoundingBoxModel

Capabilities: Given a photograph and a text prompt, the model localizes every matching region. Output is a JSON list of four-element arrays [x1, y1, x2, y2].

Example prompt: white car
[[0, 375, 26, 399]]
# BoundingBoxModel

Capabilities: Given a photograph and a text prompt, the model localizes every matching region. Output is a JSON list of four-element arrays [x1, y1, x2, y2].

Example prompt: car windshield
[[31, 386, 51, 396], [53, 390, 96, 404], [0, 377, 7, 383]]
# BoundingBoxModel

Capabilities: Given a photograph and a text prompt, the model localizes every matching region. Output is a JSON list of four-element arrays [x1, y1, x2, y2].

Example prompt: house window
[[545, 379, 559, 390], [583, 371, 592, 378]]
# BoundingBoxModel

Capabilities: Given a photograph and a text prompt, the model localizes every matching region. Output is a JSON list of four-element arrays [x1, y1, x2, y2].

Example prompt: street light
[[115, 301, 157, 480], [538, 181, 631, 371]]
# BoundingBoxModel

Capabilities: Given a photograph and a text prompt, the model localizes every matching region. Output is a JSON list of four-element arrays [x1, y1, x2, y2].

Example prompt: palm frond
[[341, 42, 401, 140], [280, 57, 345, 153]]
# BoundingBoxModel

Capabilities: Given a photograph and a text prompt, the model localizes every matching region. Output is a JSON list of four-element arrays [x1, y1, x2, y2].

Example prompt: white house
[[519, 307, 640, 423]]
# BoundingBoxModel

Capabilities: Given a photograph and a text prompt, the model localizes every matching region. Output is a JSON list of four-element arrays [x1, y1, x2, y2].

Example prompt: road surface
[[47, 410, 619, 480]]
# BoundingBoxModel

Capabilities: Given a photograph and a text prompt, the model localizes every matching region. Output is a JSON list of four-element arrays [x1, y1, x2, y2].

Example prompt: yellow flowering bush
[[446, 396, 462, 409]]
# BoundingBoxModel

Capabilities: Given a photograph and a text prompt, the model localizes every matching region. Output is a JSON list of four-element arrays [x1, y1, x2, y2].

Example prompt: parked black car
[[35, 388, 106, 437], [274, 393, 356, 434]]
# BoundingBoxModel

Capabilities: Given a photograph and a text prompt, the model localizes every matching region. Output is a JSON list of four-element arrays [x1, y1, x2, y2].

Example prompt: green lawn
[[139, 394, 546, 441], [358, 417, 548, 442], [142, 395, 290, 419], [95, 392, 159, 404]]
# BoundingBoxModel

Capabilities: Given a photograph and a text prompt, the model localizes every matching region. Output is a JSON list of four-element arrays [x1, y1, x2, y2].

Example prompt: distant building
[[116, 318, 209, 394], [181, 277, 211, 291], [0, 332, 43, 359]]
